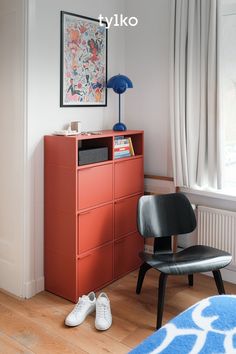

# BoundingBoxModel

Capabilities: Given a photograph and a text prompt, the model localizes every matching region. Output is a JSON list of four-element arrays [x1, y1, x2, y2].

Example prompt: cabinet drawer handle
[[115, 160, 127, 165], [79, 211, 91, 216], [80, 164, 111, 171], [81, 166, 97, 170], [114, 199, 127, 205], [78, 253, 92, 259], [115, 238, 126, 244]]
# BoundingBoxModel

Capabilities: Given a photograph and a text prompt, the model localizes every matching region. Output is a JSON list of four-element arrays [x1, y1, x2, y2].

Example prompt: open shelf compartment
[[113, 132, 143, 159], [78, 137, 113, 166]]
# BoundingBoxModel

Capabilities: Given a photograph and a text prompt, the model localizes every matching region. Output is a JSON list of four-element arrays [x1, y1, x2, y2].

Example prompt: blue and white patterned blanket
[[130, 295, 236, 354]]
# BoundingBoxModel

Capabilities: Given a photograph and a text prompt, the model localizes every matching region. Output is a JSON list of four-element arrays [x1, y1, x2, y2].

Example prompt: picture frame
[[60, 11, 108, 107]]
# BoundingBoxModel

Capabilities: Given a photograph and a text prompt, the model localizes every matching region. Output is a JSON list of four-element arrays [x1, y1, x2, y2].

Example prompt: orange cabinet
[[44, 130, 144, 302]]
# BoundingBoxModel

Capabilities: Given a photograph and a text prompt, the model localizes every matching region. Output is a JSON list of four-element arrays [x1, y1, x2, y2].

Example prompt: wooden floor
[[0, 270, 236, 354]]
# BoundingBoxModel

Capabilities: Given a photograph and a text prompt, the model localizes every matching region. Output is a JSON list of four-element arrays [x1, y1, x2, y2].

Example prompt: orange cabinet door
[[114, 158, 143, 199], [115, 194, 141, 239], [114, 232, 143, 279], [78, 164, 113, 210], [77, 243, 113, 297], [78, 203, 113, 254]]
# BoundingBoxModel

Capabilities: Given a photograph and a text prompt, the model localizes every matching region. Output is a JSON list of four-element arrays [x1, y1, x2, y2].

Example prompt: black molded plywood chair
[[136, 193, 232, 329]]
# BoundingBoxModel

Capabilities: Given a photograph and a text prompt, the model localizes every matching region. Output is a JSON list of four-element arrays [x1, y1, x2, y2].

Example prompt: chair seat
[[140, 245, 232, 275]]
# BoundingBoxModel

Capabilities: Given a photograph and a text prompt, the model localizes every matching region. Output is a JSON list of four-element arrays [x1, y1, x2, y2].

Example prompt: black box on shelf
[[78, 147, 108, 165]]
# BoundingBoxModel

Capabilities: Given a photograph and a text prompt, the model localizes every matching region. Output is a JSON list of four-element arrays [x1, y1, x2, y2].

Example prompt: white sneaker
[[95, 292, 112, 330], [65, 292, 96, 327]]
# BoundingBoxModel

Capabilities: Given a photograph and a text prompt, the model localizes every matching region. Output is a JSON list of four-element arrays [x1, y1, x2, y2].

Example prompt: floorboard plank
[[0, 303, 86, 354], [0, 332, 34, 354]]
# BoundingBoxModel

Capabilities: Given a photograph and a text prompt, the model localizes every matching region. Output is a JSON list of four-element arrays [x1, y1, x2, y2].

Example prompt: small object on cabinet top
[[81, 131, 103, 135], [53, 130, 78, 136]]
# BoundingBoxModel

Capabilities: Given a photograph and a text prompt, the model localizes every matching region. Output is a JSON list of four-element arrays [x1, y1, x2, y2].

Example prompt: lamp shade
[[107, 74, 133, 94]]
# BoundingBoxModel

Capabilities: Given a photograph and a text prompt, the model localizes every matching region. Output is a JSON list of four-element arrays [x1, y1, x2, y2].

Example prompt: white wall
[[2, 0, 235, 298], [0, 0, 26, 296], [0, 0, 174, 298], [125, 0, 172, 177], [26, 0, 126, 296]]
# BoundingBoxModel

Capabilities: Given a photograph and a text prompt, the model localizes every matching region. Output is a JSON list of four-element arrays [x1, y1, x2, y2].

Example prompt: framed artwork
[[60, 11, 108, 107]]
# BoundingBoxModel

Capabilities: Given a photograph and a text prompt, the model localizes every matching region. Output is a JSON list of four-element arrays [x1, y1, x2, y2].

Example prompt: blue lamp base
[[113, 122, 127, 131]]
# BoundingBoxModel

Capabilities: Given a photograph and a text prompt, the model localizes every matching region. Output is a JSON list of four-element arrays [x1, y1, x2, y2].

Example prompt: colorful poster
[[60, 12, 107, 106]]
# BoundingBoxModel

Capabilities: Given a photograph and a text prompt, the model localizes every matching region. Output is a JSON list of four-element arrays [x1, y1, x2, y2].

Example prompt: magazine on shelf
[[114, 151, 131, 158], [128, 137, 135, 156], [114, 146, 130, 153], [114, 136, 135, 159]]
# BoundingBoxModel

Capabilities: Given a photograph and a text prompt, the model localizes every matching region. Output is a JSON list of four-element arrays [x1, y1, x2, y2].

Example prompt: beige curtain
[[170, 0, 222, 189]]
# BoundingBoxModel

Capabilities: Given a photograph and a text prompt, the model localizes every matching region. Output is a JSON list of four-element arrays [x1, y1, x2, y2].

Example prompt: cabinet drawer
[[77, 243, 113, 296], [114, 158, 143, 199], [78, 203, 113, 253], [78, 164, 113, 210], [115, 194, 141, 239], [114, 232, 143, 279]]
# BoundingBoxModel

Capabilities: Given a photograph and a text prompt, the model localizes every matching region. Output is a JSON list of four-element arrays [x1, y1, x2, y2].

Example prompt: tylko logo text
[[98, 14, 138, 28]]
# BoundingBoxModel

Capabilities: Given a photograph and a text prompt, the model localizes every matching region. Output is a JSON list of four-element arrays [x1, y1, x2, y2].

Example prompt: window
[[221, 1, 236, 193]]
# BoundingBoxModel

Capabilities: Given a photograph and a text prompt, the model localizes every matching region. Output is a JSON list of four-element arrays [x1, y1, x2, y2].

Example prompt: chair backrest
[[137, 193, 196, 238]]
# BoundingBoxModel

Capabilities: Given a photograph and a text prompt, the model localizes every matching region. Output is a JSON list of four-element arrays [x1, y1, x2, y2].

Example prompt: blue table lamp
[[107, 74, 133, 131]]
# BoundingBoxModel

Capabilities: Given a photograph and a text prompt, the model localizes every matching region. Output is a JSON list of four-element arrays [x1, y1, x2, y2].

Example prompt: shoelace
[[72, 296, 88, 313], [97, 302, 109, 320]]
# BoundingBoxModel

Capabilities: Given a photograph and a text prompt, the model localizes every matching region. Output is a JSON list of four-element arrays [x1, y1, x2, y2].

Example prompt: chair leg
[[188, 274, 193, 286], [136, 262, 152, 294], [213, 270, 225, 294], [156, 273, 168, 330]]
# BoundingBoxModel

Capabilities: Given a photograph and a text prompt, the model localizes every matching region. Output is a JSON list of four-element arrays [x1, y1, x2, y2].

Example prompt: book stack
[[114, 136, 135, 159]]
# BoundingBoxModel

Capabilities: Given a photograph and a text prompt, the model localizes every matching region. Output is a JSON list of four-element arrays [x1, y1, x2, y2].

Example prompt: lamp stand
[[113, 94, 127, 131]]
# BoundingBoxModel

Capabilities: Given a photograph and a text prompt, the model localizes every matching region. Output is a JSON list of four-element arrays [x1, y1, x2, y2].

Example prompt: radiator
[[197, 205, 236, 269]]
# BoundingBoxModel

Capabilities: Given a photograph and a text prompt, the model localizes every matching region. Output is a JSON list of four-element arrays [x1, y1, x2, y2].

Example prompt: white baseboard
[[221, 267, 236, 285], [203, 267, 236, 285], [24, 276, 44, 298], [36, 276, 45, 293]]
